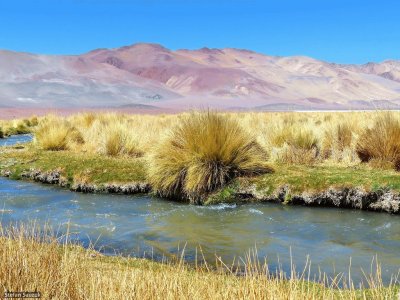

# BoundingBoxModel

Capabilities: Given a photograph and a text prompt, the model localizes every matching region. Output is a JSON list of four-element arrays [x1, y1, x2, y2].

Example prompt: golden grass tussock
[[322, 123, 352, 153], [322, 122, 355, 162], [149, 112, 273, 203], [0, 223, 398, 300], [101, 123, 143, 157], [267, 125, 319, 164], [34, 117, 77, 151], [356, 112, 400, 169]]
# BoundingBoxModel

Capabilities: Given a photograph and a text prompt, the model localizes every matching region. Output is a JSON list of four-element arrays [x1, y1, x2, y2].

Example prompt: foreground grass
[[0, 223, 398, 300], [2, 146, 400, 200]]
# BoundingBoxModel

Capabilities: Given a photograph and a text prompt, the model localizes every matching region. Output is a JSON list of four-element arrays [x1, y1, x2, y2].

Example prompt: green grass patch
[[2, 146, 400, 201], [204, 181, 241, 205], [0, 145, 147, 184], [253, 164, 400, 195]]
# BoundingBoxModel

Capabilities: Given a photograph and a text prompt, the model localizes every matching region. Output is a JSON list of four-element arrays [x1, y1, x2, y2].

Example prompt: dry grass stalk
[[0, 223, 398, 300]]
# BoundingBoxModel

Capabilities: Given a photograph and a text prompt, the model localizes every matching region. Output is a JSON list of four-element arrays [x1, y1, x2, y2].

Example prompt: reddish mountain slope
[[1, 43, 400, 110]]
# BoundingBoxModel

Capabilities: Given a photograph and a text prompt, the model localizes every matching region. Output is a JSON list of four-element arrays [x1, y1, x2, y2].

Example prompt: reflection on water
[[1, 177, 400, 283]]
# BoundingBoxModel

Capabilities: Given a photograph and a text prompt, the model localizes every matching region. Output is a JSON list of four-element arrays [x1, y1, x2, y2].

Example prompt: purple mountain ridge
[[1, 43, 400, 110]]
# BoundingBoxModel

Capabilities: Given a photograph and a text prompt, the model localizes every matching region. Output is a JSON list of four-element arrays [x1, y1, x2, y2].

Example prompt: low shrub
[[149, 112, 273, 203]]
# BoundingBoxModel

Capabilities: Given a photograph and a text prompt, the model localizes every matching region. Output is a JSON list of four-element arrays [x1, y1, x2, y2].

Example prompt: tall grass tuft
[[103, 124, 126, 156], [34, 118, 78, 151], [100, 123, 143, 157], [356, 112, 400, 169], [149, 112, 273, 203], [322, 123, 353, 160], [270, 126, 319, 164]]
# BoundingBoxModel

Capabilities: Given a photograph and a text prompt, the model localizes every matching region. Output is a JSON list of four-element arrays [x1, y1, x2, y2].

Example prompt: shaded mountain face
[[1, 43, 400, 110]]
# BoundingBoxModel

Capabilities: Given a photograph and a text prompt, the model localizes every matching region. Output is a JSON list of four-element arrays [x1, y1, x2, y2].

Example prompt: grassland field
[[1, 111, 400, 205]]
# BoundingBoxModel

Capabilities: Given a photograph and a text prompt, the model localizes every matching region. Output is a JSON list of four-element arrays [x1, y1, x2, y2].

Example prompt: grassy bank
[[2, 145, 400, 202], [0, 223, 398, 300], [0, 147, 146, 185], [2, 111, 400, 204], [254, 164, 400, 195], [0, 116, 38, 138]]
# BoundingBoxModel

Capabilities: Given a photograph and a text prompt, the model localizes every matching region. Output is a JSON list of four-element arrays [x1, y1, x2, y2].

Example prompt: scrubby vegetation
[[356, 112, 400, 170], [34, 118, 76, 151], [149, 112, 273, 203], [3, 110, 400, 203], [0, 116, 38, 138], [26, 110, 400, 169], [0, 223, 398, 300]]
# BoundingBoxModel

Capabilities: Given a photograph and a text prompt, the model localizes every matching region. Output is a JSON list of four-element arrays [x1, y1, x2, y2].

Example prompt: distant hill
[[1, 43, 400, 110]]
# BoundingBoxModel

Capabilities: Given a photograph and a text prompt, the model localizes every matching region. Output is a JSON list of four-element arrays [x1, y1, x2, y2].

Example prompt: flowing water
[[0, 134, 32, 146], [1, 135, 399, 283]]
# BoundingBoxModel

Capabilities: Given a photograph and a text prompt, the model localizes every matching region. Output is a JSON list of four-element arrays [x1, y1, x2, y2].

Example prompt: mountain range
[[1, 43, 400, 110]]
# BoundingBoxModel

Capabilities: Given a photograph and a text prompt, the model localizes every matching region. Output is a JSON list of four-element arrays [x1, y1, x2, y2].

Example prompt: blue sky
[[0, 0, 399, 63]]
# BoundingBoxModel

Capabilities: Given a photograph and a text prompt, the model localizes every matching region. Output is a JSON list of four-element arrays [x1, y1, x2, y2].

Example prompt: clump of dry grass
[[34, 117, 80, 151], [100, 123, 143, 157], [356, 112, 400, 169], [103, 124, 128, 156], [321, 123, 356, 164], [322, 123, 353, 157], [0, 223, 398, 300], [269, 126, 319, 164], [149, 112, 273, 203]]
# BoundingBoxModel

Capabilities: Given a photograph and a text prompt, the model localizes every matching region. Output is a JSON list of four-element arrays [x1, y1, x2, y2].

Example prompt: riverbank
[[1, 224, 398, 299], [0, 116, 39, 139], [1, 146, 399, 213]]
